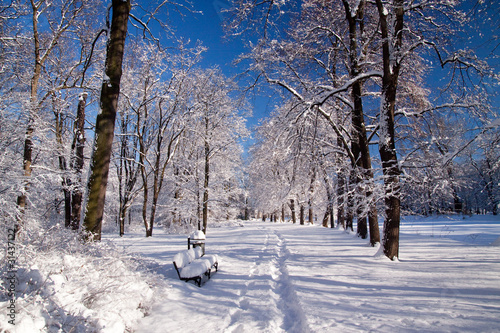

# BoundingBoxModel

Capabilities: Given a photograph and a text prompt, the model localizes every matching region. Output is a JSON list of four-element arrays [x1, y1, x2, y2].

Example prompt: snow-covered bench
[[172, 247, 218, 287]]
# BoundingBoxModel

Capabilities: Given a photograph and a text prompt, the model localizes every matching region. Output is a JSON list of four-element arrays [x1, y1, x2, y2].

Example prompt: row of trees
[[0, 0, 248, 241], [112, 53, 249, 237], [227, 0, 499, 259], [0, 0, 497, 261]]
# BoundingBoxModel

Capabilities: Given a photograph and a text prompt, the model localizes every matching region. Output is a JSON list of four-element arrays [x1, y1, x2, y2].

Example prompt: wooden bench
[[173, 247, 219, 287]]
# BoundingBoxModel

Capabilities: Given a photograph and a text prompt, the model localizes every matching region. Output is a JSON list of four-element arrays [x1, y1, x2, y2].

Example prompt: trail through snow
[[109, 216, 500, 333]]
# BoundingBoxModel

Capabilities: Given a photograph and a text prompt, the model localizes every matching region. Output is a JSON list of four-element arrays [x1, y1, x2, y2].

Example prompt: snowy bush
[[0, 223, 157, 332]]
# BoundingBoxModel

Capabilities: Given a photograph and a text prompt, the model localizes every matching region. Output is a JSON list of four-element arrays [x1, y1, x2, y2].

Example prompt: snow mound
[[203, 254, 218, 266], [190, 230, 206, 240], [193, 247, 203, 258], [173, 249, 196, 268], [179, 259, 211, 278], [0, 224, 157, 333]]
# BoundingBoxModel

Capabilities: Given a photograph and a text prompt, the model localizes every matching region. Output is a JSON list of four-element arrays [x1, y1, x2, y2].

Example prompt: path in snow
[[223, 227, 308, 332], [113, 223, 309, 333], [109, 217, 500, 333]]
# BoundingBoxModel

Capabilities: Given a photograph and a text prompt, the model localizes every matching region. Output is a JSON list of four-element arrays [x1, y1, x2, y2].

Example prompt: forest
[[0, 0, 499, 331]]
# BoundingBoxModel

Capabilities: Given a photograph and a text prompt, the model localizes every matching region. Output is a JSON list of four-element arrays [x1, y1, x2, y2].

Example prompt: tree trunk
[[83, 0, 130, 241], [63, 188, 72, 227], [70, 92, 87, 231], [322, 167, 334, 228], [300, 204, 305, 225], [343, 0, 379, 244], [16, 1, 44, 227], [322, 208, 330, 228], [289, 199, 296, 223], [146, 146, 162, 238], [308, 203, 313, 225], [345, 172, 355, 231], [140, 135, 149, 237], [375, 0, 404, 260], [119, 203, 126, 236], [337, 176, 345, 229], [336, 135, 346, 229], [53, 97, 72, 228], [202, 138, 210, 235], [357, 216, 368, 239]]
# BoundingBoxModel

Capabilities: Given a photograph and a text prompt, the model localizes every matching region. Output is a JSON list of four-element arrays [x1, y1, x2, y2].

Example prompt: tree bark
[[346, 171, 355, 231], [70, 92, 87, 230], [139, 124, 149, 237], [83, 0, 130, 241], [16, 0, 44, 227], [336, 137, 346, 229], [308, 203, 313, 225], [117, 111, 140, 236], [53, 95, 72, 228], [375, 0, 404, 260], [289, 199, 296, 223], [202, 138, 210, 235], [343, 0, 379, 245], [321, 166, 334, 228]]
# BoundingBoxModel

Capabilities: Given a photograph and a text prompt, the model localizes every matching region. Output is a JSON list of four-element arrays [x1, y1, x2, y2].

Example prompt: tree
[[229, 0, 382, 242], [70, 92, 87, 230], [12, 0, 101, 233], [190, 68, 249, 234], [374, 0, 405, 259], [373, 0, 497, 259], [84, 0, 130, 241], [0, 1, 26, 225], [229, 0, 497, 261]]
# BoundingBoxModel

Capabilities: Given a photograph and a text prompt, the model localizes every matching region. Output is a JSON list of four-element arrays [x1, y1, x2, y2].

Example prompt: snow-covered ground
[[108, 215, 500, 333], [1, 215, 498, 332]]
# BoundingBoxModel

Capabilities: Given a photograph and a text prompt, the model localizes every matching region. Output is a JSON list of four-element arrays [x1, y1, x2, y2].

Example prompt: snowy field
[[107, 215, 500, 333]]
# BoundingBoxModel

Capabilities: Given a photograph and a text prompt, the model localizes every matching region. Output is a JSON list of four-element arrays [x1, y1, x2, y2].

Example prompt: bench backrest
[[173, 249, 196, 269], [193, 247, 203, 259]]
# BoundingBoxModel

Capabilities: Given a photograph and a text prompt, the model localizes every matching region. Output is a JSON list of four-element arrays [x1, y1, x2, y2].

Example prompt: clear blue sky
[[163, 0, 498, 132], [166, 0, 275, 130]]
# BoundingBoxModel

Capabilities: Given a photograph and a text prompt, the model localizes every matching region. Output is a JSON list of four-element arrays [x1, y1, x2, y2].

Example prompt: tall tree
[[16, 0, 94, 230], [191, 68, 248, 234], [84, 0, 130, 240], [70, 92, 87, 230], [233, 0, 382, 240], [341, 0, 380, 244], [374, 0, 404, 259]]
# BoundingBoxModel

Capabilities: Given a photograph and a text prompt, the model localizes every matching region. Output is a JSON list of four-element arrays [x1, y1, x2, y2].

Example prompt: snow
[[382, 6, 388, 17], [203, 254, 218, 266], [2, 215, 499, 332], [190, 230, 206, 240], [179, 259, 211, 279], [0, 225, 157, 333], [173, 249, 196, 268], [78, 92, 88, 101], [110, 215, 500, 333], [193, 247, 203, 259]]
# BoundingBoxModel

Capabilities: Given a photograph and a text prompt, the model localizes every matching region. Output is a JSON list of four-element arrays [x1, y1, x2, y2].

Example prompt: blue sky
[[165, 0, 276, 130], [162, 0, 498, 134]]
